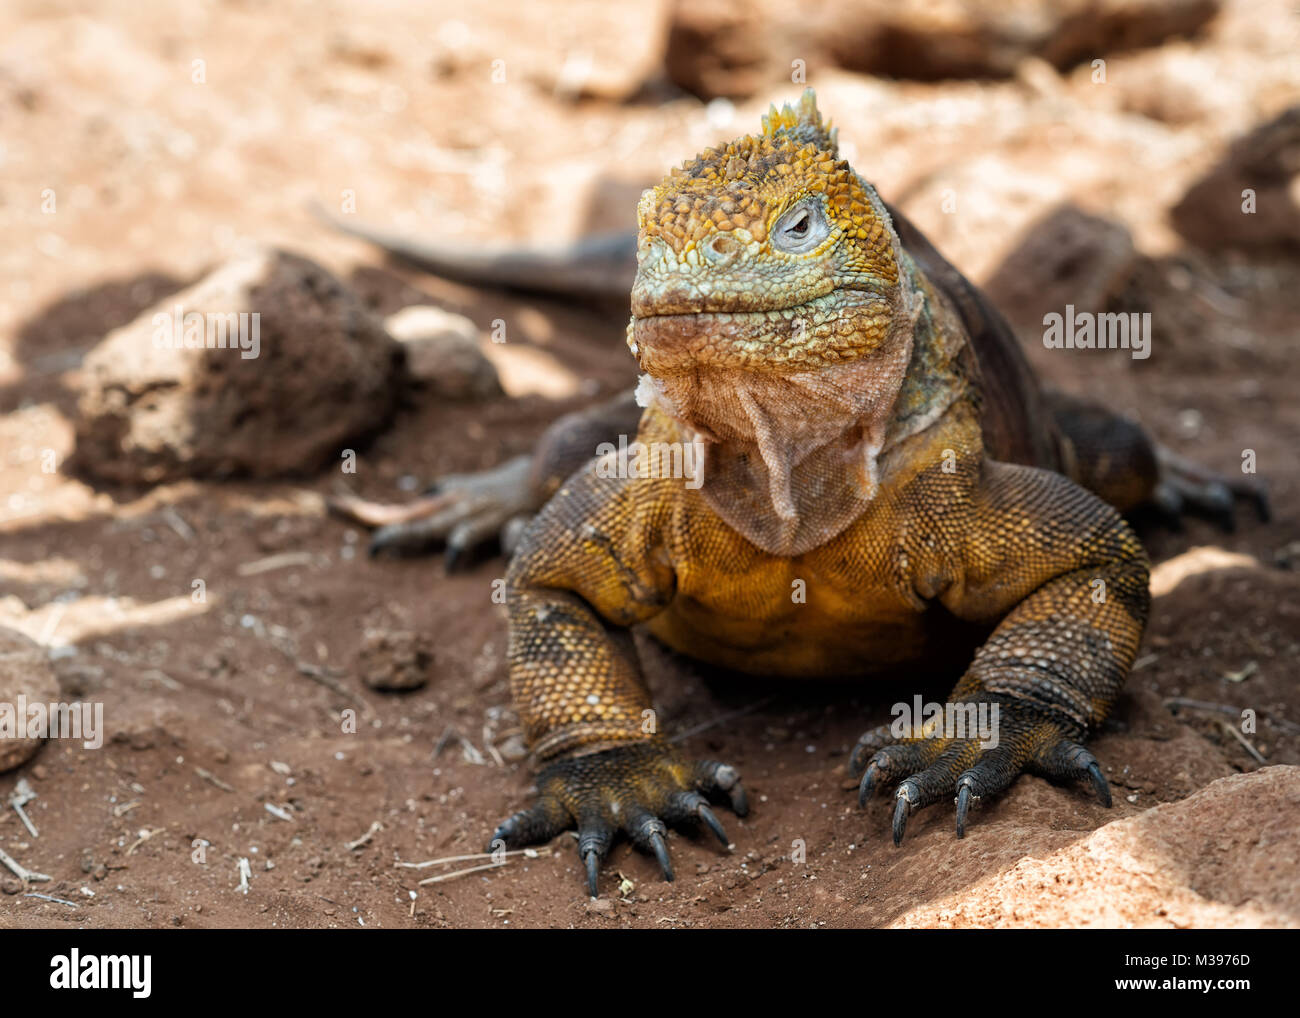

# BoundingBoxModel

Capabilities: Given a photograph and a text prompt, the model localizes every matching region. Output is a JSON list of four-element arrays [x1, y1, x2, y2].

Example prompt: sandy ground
[[0, 0, 1297, 928]]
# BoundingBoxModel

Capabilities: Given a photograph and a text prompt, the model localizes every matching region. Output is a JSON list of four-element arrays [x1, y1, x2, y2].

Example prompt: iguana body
[[328, 91, 1266, 895]]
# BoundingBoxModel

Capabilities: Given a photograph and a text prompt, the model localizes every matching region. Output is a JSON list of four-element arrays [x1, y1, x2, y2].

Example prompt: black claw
[[1204, 482, 1235, 513], [858, 760, 880, 806], [488, 813, 521, 850], [955, 782, 972, 838], [576, 820, 612, 896], [1251, 490, 1272, 523], [370, 523, 430, 558], [369, 524, 400, 556], [649, 830, 674, 882], [443, 543, 463, 572], [1087, 762, 1112, 808], [703, 762, 749, 817], [892, 791, 912, 846], [849, 743, 869, 777], [728, 782, 750, 818], [697, 804, 730, 848]]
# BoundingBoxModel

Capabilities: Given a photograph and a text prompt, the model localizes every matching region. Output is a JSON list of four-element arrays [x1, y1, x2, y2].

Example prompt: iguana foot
[[1153, 445, 1270, 532], [489, 741, 748, 897], [328, 454, 535, 567], [848, 702, 1111, 844]]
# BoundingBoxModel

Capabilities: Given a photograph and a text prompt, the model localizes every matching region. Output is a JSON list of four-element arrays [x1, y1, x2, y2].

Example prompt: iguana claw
[[892, 788, 914, 845]]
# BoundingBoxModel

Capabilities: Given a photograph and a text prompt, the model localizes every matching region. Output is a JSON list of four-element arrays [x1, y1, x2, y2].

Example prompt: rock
[[983, 204, 1137, 340], [382, 306, 502, 400], [525, 0, 671, 101], [1171, 105, 1300, 253], [358, 630, 433, 691], [896, 155, 1072, 287], [73, 249, 406, 484], [1117, 46, 1242, 125], [1032, 0, 1222, 74], [497, 733, 529, 762], [664, 0, 768, 102], [0, 626, 60, 772], [890, 768, 1300, 928], [664, 0, 1222, 99]]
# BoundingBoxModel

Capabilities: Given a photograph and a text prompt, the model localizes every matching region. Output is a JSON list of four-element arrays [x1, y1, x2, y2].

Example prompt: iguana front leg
[[490, 467, 747, 895], [851, 461, 1150, 842]]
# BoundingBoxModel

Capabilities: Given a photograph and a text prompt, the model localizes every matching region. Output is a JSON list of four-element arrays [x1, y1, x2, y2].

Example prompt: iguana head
[[628, 89, 915, 380], [626, 91, 925, 546]]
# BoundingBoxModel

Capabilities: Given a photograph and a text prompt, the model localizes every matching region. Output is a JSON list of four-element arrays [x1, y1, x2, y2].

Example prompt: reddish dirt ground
[[0, 0, 1296, 928]]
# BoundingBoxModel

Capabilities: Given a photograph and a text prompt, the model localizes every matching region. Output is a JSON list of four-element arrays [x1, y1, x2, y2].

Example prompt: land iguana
[[327, 91, 1267, 896]]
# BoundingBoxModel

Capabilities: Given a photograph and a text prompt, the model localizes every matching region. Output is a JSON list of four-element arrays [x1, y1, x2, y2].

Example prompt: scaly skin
[[490, 91, 1151, 896]]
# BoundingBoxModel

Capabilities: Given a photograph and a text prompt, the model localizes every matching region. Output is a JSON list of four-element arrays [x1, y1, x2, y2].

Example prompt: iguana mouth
[[628, 291, 895, 375], [630, 284, 883, 320]]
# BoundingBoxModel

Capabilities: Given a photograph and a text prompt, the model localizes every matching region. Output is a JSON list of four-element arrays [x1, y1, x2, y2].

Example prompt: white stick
[[0, 846, 50, 883]]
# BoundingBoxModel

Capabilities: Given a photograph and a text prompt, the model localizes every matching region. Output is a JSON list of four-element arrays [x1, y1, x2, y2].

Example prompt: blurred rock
[[666, 0, 1222, 98], [73, 249, 405, 484], [897, 155, 1071, 286], [1171, 105, 1300, 252], [359, 630, 432, 691], [984, 205, 1137, 338], [383, 305, 502, 400], [1117, 46, 1241, 124], [891, 767, 1300, 928], [664, 0, 767, 101], [0, 626, 58, 772], [527, 1, 671, 101], [1031, 0, 1222, 73]]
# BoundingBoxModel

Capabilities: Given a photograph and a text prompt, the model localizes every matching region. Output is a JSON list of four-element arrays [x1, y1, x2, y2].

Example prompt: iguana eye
[[772, 201, 829, 254]]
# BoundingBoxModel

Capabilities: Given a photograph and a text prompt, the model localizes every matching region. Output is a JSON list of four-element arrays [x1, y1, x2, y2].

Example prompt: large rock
[[73, 249, 406, 484], [983, 205, 1137, 341], [358, 629, 433, 692], [664, 0, 768, 103], [1171, 105, 1300, 253], [0, 626, 60, 772], [665, 0, 1222, 98], [890, 768, 1300, 928]]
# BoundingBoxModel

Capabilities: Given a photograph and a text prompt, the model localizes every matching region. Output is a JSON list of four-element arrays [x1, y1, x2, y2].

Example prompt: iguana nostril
[[703, 232, 738, 264], [638, 236, 669, 266]]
